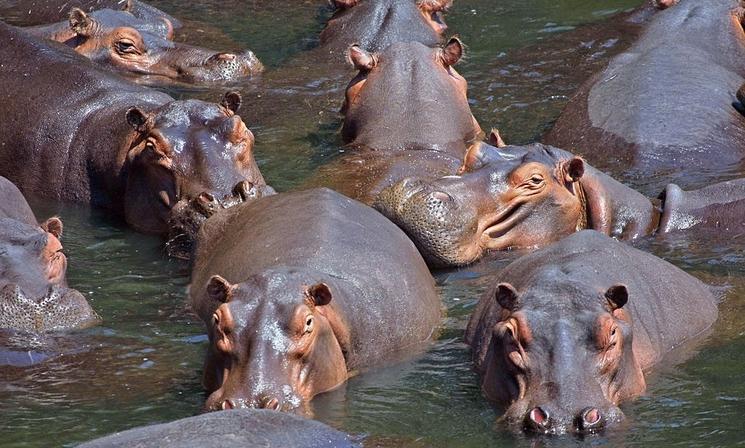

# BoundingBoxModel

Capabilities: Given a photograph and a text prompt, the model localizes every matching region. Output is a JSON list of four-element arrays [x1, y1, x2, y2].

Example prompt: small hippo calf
[[190, 188, 441, 412], [466, 230, 718, 434], [0, 176, 99, 333]]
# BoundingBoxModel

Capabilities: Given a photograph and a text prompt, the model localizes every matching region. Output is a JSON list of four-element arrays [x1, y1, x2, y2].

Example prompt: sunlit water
[[2, 1, 745, 446]]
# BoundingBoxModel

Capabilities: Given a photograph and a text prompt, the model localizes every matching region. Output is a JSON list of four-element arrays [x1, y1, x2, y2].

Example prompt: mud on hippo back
[[0, 176, 99, 334], [22, 6, 262, 85], [189, 188, 441, 412], [544, 0, 745, 189], [319, 0, 452, 59], [466, 230, 717, 434], [376, 138, 745, 266], [0, 23, 270, 239]]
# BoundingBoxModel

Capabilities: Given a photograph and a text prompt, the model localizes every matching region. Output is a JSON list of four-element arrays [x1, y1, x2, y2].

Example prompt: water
[[2, 0, 745, 446]]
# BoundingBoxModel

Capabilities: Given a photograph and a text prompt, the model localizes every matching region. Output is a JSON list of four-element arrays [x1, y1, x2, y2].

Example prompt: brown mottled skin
[[190, 189, 440, 413], [0, 23, 267, 235], [23, 8, 263, 85], [0, 176, 100, 333], [307, 38, 482, 204], [544, 0, 745, 190], [466, 230, 717, 434], [376, 140, 745, 267]]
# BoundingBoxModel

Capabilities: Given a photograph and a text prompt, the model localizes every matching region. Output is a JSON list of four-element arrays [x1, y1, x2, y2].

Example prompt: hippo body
[[190, 188, 440, 411], [78, 409, 359, 448], [307, 39, 481, 203], [319, 0, 448, 59], [545, 0, 745, 189], [0, 23, 266, 234], [466, 230, 718, 433], [376, 141, 745, 266], [0, 176, 99, 333]]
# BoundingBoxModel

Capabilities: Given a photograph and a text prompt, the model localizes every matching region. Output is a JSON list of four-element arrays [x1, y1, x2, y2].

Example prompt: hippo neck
[[578, 168, 661, 239]]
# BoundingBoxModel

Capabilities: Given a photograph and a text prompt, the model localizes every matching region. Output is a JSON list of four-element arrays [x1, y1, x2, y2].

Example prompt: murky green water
[[2, 0, 745, 446]]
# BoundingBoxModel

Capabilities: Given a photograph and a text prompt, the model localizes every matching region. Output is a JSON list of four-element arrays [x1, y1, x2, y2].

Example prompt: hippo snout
[[212, 394, 291, 412], [522, 404, 621, 434], [0, 283, 100, 333]]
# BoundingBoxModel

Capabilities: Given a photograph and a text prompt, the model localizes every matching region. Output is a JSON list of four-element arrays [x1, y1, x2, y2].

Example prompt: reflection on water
[[1, 0, 745, 447]]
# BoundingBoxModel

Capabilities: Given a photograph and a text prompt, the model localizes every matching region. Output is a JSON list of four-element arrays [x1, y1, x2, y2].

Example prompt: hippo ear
[[207, 275, 235, 304], [332, 0, 359, 9], [69, 8, 93, 36], [306, 283, 333, 307], [122, 0, 134, 11], [562, 157, 585, 183], [488, 129, 507, 148], [125, 107, 151, 133], [221, 91, 242, 114], [494, 283, 519, 311], [440, 37, 464, 67], [604, 284, 629, 310], [348, 45, 377, 71], [41, 217, 64, 239]]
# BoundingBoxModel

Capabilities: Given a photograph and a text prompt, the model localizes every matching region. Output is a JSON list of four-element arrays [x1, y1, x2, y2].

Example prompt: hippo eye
[[116, 39, 139, 55], [529, 174, 544, 185], [304, 315, 314, 334]]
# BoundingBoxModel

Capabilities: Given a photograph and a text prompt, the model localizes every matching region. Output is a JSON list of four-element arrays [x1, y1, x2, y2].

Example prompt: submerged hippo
[[0, 176, 99, 333], [544, 0, 745, 189], [0, 23, 267, 235], [307, 38, 482, 203], [23, 7, 263, 84], [376, 140, 745, 266], [190, 188, 440, 412], [466, 230, 718, 434], [78, 409, 359, 448], [319, 0, 451, 58]]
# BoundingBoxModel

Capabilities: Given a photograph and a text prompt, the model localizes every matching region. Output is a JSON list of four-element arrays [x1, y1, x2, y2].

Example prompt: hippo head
[[341, 38, 482, 153], [333, 0, 452, 35], [652, 0, 679, 9], [0, 217, 100, 333], [479, 281, 645, 434], [123, 92, 267, 234], [375, 141, 596, 266], [65, 8, 262, 84], [202, 271, 348, 413]]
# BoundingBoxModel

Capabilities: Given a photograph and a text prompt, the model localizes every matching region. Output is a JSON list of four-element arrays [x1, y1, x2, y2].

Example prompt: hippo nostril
[[232, 180, 255, 201], [430, 191, 452, 203], [260, 397, 280, 410], [215, 53, 236, 62], [578, 407, 604, 431], [198, 192, 215, 203], [221, 399, 235, 410], [524, 407, 551, 433]]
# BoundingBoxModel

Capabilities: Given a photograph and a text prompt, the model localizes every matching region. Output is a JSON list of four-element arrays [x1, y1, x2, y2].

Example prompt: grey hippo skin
[[21, 7, 262, 85], [466, 230, 718, 434], [319, 0, 450, 59], [307, 38, 482, 204], [0, 23, 268, 235], [544, 0, 745, 189], [0, 176, 99, 333], [77, 409, 360, 448], [190, 188, 440, 412], [376, 140, 745, 267], [0, 0, 181, 31]]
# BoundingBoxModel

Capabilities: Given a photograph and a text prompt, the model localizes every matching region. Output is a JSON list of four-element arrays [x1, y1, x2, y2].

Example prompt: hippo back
[[0, 176, 37, 226], [191, 188, 441, 367], [467, 230, 718, 370]]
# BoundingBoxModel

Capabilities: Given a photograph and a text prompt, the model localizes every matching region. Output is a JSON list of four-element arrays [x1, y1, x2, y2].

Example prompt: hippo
[[78, 409, 359, 448], [23, 7, 263, 84], [0, 0, 180, 32], [189, 188, 440, 412], [307, 38, 482, 203], [375, 140, 745, 266], [544, 0, 745, 190], [319, 0, 451, 58], [466, 230, 718, 434], [0, 23, 268, 235], [0, 176, 100, 333]]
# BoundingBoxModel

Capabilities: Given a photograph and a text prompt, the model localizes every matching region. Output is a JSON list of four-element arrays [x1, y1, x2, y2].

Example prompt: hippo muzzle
[[178, 50, 264, 84], [0, 283, 100, 333]]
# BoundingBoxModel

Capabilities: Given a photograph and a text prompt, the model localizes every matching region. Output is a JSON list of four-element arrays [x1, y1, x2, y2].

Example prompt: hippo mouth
[[0, 284, 100, 333], [479, 200, 531, 249]]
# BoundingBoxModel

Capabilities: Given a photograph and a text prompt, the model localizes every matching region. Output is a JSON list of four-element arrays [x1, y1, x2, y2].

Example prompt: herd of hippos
[[1, 0, 744, 443]]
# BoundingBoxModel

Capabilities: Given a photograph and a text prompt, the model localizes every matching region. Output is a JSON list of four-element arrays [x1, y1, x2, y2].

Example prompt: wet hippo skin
[[190, 188, 441, 412], [376, 141, 745, 267], [78, 409, 360, 448], [544, 0, 745, 189], [466, 230, 718, 434], [0, 23, 267, 235], [307, 38, 482, 204], [0, 176, 99, 333]]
